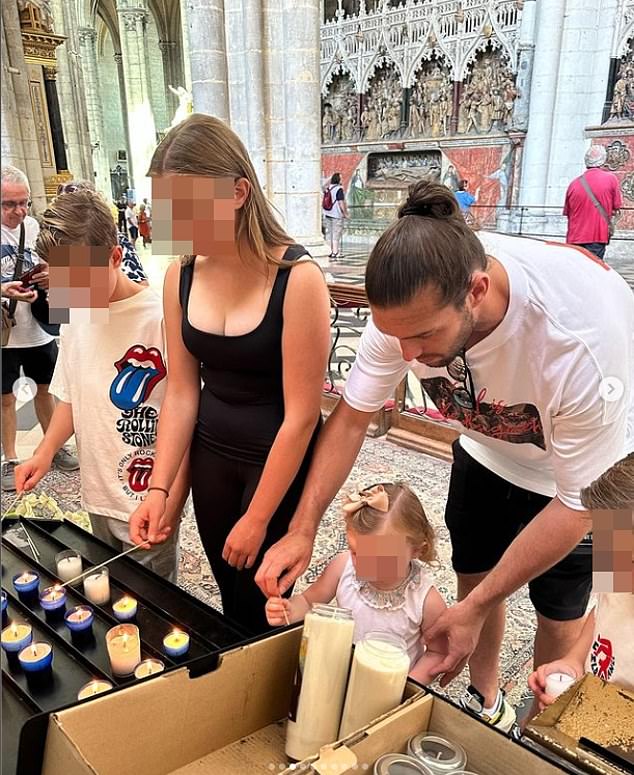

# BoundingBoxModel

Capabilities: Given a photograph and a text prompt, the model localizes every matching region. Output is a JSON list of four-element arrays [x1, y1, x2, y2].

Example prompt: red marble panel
[[322, 152, 364, 190], [442, 145, 507, 228], [589, 133, 634, 231]]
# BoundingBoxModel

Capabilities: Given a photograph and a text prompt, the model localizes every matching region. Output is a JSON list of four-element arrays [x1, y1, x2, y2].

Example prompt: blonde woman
[[129, 114, 331, 634]]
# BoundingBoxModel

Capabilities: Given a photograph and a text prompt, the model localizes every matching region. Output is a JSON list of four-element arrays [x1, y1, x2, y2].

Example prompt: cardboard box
[[525, 674, 634, 775], [40, 628, 572, 775]]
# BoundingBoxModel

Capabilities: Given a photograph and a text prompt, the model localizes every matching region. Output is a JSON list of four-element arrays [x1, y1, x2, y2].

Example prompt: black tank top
[[180, 244, 315, 464]]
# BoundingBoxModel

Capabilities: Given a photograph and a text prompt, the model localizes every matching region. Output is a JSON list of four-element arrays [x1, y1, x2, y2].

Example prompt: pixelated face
[[592, 509, 634, 594], [1, 181, 31, 229], [347, 524, 414, 588], [46, 244, 119, 324], [151, 175, 242, 256]]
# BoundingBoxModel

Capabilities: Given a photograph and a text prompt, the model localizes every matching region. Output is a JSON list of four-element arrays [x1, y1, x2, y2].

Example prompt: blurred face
[[347, 523, 415, 589], [371, 274, 489, 368], [1, 181, 31, 229], [151, 175, 249, 256], [47, 244, 120, 324]]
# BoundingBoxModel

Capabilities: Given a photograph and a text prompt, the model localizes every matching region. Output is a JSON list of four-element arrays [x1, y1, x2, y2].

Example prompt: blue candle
[[1, 622, 33, 653], [112, 595, 138, 622], [39, 585, 66, 613], [12, 571, 40, 601], [64, 605, 94, 633], [18, 641, 53, 673], [163, 629, 190, 658]]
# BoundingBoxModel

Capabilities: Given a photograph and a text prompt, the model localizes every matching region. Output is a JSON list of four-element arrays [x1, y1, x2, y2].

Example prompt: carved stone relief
[[607, 42, 633, 123], [322, 72, 358, 143], [459, 46, 518, 134], [367, 150, 442, 187], [364, 63, 403, 141], [410, 57, 452, 138]]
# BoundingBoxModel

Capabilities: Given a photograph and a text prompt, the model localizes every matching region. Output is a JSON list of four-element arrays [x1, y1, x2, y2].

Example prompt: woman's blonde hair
[[35, 190, 117, 260], [581, 453, 634, 510], [344, 482, 436, 563], [147, 113, 293, 267]]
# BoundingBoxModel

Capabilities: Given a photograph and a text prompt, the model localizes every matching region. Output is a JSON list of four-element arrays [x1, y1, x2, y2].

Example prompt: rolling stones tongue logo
[[110, 345, 166, 411], [127, 456, 154, 493]]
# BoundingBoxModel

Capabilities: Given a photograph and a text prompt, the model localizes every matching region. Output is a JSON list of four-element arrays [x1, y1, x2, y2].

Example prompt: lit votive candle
[[106, 623, 141, 676], [545, 671, 576, 698], [112, 595, 137, 622], [77, 679, 113, 701], [39, 585, 67, 613], [18, 641, 53, 673], [1, 622, 33, 654], [12, 571, 39, 601], [55, 550, 83, 583], [163, 629, 190, 658], [134, 658, 165, 679], [64, 605, 94, 633], [83, 567, 110, 605]]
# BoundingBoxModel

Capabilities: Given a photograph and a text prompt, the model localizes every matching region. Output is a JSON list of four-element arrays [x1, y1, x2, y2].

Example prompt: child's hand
[[15, 454, 52, 493], [528, 660, 580, 711], [265, 596, 292, 627]]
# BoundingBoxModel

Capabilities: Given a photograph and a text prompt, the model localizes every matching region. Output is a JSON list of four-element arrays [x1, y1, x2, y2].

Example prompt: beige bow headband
[[342, 484, 390, 515]]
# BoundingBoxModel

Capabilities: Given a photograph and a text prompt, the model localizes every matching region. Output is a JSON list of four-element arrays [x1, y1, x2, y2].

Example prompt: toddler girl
[[265, 482, 448, 683]]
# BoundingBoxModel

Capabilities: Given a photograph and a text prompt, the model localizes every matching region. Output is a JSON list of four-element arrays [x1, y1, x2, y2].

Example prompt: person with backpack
[[563, 145, 622, 260], [322, 172, 349, 260]]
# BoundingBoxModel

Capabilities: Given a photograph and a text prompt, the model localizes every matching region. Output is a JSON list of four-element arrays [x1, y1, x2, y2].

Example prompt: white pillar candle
[[545, 671, 576, 698], [83, 568, 110, 605], [55, 551, 83, 583], [339, 632, 410, 739], [285, 604, 355, 762], [106, 623, 141, 676]]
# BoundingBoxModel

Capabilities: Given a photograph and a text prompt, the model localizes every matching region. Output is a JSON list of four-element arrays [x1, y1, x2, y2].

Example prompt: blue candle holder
[[64, 606, 94, 633], [163, 630, 190, 658], [1, 591, 7, 625], [12, 572, 40, 602], [1, 622, 33, 653], [39, 585, 66, 613], [18, 641, 53, 673]]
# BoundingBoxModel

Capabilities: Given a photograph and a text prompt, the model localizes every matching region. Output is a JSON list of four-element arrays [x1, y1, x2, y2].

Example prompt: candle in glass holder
[[55, 550, 83, 583], [407, 734, 468, 774], [373, 754, 436, 775], [1, 622, 33, 653], [134, 658, 165, 679], [545, 671, 576, 698], [112, 595, 137, 622], [64, 606, 94, 633], [83, 568, 110, 605], [1, 591, 7, 625], [12, 571, 39, 601], [77, 679, 113, 701], [106, 623, 141, 676], [39, 585, 66, 613], [18, 641, 53, 673], [163, 629, 190, 658]]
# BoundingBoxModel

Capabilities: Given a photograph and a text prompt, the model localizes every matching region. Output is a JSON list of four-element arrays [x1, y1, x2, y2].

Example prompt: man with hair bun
[[563, 144, 622, 260], [256, 179, 634, 732]]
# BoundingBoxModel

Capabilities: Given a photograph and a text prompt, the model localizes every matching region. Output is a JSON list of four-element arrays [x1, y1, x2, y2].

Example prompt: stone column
[[516, 0, 566, 230], [42, 66, 68, 172], [1, 0, 46, 211], [159, 39, 178, 117], [114, 52, 132, 170], [77, 28, 110, 194], [116, 1, 157, 202], [511, 0, 536, 132], [263, 0, 327, 259], [179, 0, 193, 91], [1, 19, 26, 169], [183, 0, 229, 120]]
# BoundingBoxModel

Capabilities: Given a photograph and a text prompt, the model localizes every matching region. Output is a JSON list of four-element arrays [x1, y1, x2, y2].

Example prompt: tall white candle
[[339, 632, 410, 739], [545, 671, 576, 698], [83, 568, 110, 605], [55, 551, 83, 583], [106, 624, 141, 676], [285, 604, 354, 762]]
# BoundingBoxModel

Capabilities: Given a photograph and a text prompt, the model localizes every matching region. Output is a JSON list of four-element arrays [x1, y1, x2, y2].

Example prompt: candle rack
[[1, 517, 251, 775]]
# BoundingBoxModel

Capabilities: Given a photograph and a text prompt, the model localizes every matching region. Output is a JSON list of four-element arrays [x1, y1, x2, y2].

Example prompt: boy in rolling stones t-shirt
[[15, 191, 189, 582]]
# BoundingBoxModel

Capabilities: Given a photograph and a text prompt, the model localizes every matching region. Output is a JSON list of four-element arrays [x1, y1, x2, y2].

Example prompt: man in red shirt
[[563, 145, 622, 260]]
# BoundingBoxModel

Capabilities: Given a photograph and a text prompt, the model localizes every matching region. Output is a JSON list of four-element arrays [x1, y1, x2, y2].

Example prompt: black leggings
[[190, 436, 316, 635]]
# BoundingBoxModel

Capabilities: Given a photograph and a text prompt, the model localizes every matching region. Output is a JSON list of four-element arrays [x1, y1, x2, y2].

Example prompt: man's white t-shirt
[[49, 288, 167, 521], [1, 216, 54, 348], [344, 232, 634, 510], [585, 594, 634, 691]]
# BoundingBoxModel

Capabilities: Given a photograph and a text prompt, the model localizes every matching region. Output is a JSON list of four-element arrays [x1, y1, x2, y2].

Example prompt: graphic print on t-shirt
[[421, 376, 546, 450], [590, 633, 615, 681], [110, 345, 166, 411], [117, 450, 155, 495]]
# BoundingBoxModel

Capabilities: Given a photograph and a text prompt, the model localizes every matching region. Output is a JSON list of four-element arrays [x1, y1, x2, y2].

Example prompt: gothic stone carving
[[410, 58, 452, 138], [459, 46, 518, 134], [367, 150, 442, 188], [605, 140, 631, 171], [322, 72, 358, 143], [364, 64, 402, 141], [607, 44, 634, 123], [18, 0, 54, 33]]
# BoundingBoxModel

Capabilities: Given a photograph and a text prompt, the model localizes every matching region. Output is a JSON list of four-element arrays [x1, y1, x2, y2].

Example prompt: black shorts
[[444, 439, 592, 621], [2, 340, 58, 394]]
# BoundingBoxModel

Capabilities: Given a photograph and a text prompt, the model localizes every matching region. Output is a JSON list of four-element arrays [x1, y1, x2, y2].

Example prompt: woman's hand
[[265, 596, 292, 626], [2, 281, 37, 303], [528, 660, 581, 711], [129, 490, 169, 546], [222, 514, 268, 571]]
